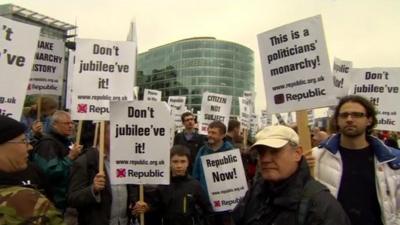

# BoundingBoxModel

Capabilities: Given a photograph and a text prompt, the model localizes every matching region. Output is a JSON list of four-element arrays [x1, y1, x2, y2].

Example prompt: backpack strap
[[297, 179, 328, 225]]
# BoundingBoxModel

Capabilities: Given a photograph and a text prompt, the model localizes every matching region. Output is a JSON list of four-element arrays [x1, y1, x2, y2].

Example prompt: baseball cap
[[250, 125, 299, 150]]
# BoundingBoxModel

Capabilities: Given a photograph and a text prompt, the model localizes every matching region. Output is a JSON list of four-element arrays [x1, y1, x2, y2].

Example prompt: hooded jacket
[[312, 134, 400, 225]]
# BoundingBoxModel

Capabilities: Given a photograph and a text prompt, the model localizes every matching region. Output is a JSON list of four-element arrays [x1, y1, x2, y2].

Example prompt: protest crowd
[[1, 9, 400, 225]]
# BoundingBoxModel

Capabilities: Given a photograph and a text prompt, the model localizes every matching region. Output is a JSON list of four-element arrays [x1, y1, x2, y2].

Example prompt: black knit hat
[[0, 116, 26, 145]]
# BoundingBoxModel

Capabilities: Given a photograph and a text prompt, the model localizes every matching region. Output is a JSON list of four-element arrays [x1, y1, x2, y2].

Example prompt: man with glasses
[[233, 125, 350, 225], [32, 110, 83, 212], [311, 95, 400, 225], [0, 115, 64, 224], [174, 112, 207, 173]]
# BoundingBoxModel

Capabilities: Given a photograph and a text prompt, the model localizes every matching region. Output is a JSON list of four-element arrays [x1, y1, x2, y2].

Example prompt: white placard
[[275, 113, 286, 125], [258, 15, 335, 113], [27, 36, 65, 95], [332, 57, 353, 98], [110, 101, 172, 184], [199, 92, 232, 135], [287, 112, 294, 124], [349, 68, 400, 131], [0, 16, 40, 120], [239, 97, 251, 129], [243, 91, 255, 113], [168, 96, 187, 130], [71, 38, 136, 120], [201, 149, 248, 212], [197, 110, 205, 133], [65, 51, 75, 109], [143, 89, 161, 101], [308, 109, 315, 126], [249, 113, 259, 140], [260, 110, 272, 128]]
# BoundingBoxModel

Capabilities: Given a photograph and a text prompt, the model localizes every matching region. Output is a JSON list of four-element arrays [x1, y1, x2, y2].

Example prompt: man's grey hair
[[50, 110, 71, 126]]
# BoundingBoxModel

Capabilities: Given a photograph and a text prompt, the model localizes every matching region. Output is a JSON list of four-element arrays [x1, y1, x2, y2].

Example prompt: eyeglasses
[[338, 112, 366, 119], [7, 139, 31, 147]]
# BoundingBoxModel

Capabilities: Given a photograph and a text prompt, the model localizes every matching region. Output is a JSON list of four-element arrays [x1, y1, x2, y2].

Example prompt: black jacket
[[131, 184, 162, 225], [68, 148, 135, 225], [232, 158, 351, 225], [155, 174, 212, 225]]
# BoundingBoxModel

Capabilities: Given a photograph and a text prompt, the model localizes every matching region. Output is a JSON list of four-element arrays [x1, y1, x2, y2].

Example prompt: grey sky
[[4, 0, 400, 114]]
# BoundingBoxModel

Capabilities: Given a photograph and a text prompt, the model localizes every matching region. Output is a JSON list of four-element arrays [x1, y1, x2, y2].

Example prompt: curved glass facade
[[137, 37, 254, 116]]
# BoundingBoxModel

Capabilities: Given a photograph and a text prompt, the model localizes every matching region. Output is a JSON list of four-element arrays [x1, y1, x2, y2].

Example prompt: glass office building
[[137, 37, 254, 116]]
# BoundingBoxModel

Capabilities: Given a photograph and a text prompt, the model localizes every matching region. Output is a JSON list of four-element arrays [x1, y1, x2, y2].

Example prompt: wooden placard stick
[[296, 110, 313, 175]]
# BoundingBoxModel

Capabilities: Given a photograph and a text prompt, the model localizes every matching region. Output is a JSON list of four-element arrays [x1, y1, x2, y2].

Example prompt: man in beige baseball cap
[[249, 125, 301, 182], [232, 125, 350, 225]]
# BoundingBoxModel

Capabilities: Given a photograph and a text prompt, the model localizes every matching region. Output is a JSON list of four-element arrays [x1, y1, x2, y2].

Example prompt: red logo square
[[116, 168, 126, 178], [213, 200, 221, 207], [77, 104, 87, 113]]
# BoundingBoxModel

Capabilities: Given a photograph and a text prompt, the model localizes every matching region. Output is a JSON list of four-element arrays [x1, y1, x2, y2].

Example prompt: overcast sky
[[3, 0, 400, 115]]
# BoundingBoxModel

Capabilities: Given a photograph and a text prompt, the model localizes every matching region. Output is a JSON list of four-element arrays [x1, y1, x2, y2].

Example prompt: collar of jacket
[[203, 141, 233, 154], [0, 171, 24, 186], [171, 173, 190, 182], [183, 129, 197, 135], [48, 130, 72, 147], [255, 158, 311, 210], [319, 134, 399, 167]]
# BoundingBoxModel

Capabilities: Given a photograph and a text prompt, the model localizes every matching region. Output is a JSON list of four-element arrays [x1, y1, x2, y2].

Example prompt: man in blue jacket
[[192, 120, 233, 225]]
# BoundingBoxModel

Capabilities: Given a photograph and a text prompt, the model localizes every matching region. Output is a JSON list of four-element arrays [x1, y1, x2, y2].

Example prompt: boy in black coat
[[133, 145, 212, 225]]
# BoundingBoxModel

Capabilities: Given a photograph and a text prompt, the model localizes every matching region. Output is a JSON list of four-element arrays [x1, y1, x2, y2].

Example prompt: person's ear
[[294, 146, 303, 162], [367, 117, 372, 126]]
